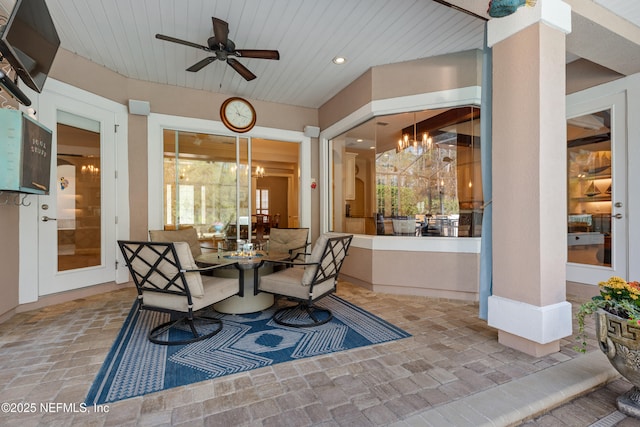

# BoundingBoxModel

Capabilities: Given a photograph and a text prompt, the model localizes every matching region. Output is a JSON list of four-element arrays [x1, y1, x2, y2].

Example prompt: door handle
[[41, 216, 57, 222], [613, 213, 623, 219]]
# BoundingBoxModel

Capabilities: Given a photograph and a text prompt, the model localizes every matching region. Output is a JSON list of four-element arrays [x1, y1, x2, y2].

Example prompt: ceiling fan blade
[[235, 49, 280, 60], [212, 17, 229, 47], [227, 58, 256, 81], [155, 34, 210, 52], [186, 56, 216, 72]]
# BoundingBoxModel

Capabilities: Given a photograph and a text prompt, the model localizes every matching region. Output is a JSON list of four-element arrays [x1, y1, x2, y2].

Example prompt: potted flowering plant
[[575, 276, 640, 353], [576, 276, 640, 418]]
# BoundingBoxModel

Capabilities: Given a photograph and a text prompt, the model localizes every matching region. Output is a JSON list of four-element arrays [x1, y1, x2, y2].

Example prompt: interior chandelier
[[81, 164, 99, 175], [397, 131, 433, 153]]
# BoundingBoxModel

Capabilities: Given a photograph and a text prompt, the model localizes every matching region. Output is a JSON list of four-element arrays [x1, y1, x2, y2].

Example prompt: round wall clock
[[220, 97, 256, 133]]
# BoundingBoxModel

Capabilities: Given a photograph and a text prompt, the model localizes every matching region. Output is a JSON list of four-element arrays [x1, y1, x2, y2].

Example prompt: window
[[162, 130, 300, 239], [256, 188, 269, 215], [163, 131, 241, 234], [330, 106, 482, 237]]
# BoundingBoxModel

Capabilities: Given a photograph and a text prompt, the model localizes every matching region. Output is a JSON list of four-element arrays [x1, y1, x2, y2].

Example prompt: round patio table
[[196, 251, 290, 314]]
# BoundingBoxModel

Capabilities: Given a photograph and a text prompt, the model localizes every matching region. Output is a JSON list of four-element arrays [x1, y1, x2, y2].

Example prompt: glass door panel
[[567, 110, 611, 267], [56, 119, 101, 271], [251, 138, 300, 239], [162, 130, 238, 233]]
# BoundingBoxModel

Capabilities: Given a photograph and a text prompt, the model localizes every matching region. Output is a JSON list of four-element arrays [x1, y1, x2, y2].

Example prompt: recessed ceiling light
[[332, 56, 346, 65], [369, 146, 376, 150], [356, 139, 363, 143]]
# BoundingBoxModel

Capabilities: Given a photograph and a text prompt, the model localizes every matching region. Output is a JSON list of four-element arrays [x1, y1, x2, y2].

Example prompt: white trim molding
[[350, 235, 481, 254], [487, 295, 573, 344]]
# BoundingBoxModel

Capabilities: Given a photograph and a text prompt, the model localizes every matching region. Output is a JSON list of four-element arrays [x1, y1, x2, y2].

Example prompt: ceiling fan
[[155, 17, 280, 81]]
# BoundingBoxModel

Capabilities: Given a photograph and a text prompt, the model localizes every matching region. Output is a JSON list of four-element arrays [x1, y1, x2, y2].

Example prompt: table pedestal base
[[212, 265, 275, 314], [214, 292, 274, 314]]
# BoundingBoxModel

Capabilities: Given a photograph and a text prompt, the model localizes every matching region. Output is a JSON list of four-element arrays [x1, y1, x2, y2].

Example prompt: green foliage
[[574, 277, 640, 353], [377, 182, 460, 216]]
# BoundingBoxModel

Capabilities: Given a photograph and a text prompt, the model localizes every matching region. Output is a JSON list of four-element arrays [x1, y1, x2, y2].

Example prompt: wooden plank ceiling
[[41, 0, 485, 108]]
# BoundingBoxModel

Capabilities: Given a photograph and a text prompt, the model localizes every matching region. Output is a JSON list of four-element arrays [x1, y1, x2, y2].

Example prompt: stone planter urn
[[596, 309, 640, 418]]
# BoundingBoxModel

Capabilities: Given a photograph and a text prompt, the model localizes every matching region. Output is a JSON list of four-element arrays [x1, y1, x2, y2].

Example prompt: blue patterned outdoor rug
[[85, 295, 410, 405]]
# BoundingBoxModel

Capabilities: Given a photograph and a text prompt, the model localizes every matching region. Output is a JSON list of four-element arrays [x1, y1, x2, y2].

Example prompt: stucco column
[[487, 0, 573, 357]]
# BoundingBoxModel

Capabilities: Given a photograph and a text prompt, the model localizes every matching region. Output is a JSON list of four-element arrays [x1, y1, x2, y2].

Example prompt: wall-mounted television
[[0, 109, 52, 195], [0, 0, 60, 94]]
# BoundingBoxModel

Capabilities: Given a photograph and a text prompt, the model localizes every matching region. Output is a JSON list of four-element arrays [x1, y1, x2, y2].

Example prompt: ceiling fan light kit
[[156, 17, 280, 81]]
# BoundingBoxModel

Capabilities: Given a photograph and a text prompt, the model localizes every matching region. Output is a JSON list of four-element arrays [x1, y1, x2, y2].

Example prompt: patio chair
[[267, 227, 310, 261], [118, 240, 240, 345], [258, 233, 353, 327]]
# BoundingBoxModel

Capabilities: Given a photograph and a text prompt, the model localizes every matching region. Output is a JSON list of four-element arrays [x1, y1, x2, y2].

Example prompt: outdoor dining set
[[117, 228, 353, 345]]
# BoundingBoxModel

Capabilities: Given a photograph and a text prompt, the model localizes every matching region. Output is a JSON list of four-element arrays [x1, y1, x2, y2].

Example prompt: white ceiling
[[2, 1, 640, 110], [594, 0, 640, 26], [42, 0, 486, 109]]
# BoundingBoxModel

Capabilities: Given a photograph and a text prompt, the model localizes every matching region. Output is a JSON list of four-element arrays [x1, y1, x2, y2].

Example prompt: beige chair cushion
[[131, 241, 205, 298], [268, 228, 308, 256], [258, 267, 335, 300], [149, 228, 202, 257], [143, 275, 239, 312]]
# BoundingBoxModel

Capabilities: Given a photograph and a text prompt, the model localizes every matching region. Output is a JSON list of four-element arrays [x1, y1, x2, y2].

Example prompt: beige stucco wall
[[49, 50, 319, 130], [372, 50, 483, 100], [0, 48, 320, 319], [341, 245, 480, 301], [0, 204, 19, 319], [566, 58, 623, 94], [127, 114, 149, 241], [319, 50, 482, 130], [318, 69, 372, 132]]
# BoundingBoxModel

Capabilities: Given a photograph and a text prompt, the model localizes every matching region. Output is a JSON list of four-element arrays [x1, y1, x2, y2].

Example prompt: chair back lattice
[[302, 234, 353, 287], [118, 241, 196, 305]]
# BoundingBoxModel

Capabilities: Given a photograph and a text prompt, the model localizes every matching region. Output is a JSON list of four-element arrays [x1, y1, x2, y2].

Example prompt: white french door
[[36, 90, 118, 295], [566, 92, 627, 284]]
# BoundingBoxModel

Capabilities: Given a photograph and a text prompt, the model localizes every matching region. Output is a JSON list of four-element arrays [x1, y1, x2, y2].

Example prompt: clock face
[[221, 97, 256, 133]]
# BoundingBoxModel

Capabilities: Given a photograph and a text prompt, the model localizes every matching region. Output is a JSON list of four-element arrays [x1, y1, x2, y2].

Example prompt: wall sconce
[[254, 165, 265, 178]]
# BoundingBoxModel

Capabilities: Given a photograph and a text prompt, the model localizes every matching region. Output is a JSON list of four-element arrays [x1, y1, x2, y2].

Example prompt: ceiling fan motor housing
[[208, 37, 236, 59]]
